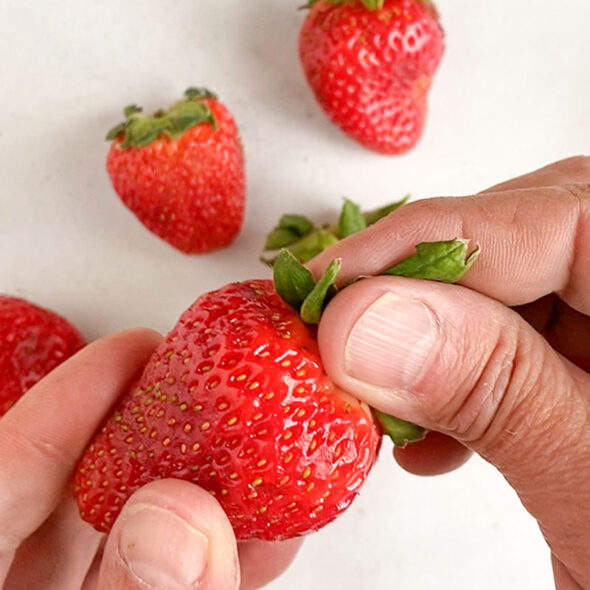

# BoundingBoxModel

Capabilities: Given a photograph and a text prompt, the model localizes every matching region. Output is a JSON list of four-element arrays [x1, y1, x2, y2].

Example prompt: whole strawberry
[[0, 296, 85, 416], [74, 279, 380, 540], [299, 0, 444, 154], [106, 88, 245, 254]]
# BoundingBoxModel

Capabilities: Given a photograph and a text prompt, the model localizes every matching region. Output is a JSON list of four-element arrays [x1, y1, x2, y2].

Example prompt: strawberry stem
[[300, 258, 341, 324], [383, 240, 480, 283], [273, 250, 340, 324], [301, 0, 385, 10], [338, 199, 366, 238], [263, 196, 408, 264], [273, 250, 317, 310], [106, 87, 218, 149], [375, 411, 426, 447]]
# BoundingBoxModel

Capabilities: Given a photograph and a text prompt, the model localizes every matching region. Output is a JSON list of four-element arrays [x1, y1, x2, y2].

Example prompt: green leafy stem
[[267, 197, 480, 447], [106, 87, 218, 150], [263, 196, 409, 265], [302, 0, 386, 10]]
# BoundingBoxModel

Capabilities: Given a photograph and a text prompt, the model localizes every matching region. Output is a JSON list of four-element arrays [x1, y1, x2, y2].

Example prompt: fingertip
[[393, 431, 473, 476], [238, 538, 303, 590], [98, 479, 239, 590]]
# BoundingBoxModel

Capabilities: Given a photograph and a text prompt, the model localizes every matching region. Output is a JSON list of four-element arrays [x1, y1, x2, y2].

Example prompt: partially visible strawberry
[[74, 279, 380, 540], [299, 0, 444, 154], [106, 88, 245, 254], [0, 296, 85, 416]]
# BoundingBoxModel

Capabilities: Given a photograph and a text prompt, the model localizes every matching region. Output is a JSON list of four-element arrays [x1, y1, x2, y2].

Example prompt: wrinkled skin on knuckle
[[420, 324, 548, 454], [452, 333, 522, 446]]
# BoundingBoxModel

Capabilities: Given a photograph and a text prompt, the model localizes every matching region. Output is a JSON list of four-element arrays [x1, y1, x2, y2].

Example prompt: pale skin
[[0, 156, 588, 589]]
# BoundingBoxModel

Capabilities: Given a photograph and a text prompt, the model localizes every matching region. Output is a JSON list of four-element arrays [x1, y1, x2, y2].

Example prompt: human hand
[[309, 156, 590, 589], [0, 329, 301, 590]]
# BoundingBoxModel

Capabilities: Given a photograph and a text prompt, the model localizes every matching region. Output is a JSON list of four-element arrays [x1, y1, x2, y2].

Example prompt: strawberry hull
[[74, 280, 381, 540]]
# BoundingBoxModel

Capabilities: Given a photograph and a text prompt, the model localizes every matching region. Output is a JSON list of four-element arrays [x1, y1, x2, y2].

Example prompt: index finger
[[308, 177, 590, 314], [481, 155, 590, 193], [0, 329, 161, 581]]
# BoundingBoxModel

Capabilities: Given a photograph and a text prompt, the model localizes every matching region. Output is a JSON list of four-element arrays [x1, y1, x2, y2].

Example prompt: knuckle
[[563, 181, 590, 200], [424, 324, 546, 452], [556, 155, 590, 179]]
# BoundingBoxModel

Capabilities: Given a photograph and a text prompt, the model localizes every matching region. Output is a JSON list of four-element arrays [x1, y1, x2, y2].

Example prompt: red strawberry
[[106, 88, 245, 254], [0, 296, 85, 416], [74, 279, 380, 540], [299, 0, 444, 154]]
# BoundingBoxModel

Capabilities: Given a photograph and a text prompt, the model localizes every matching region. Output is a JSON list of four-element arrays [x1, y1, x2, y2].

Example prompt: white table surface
[[1, 1, 589, 588]]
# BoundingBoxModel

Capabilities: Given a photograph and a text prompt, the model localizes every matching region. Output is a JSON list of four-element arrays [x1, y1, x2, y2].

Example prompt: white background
[[1, 0, 589, 588]]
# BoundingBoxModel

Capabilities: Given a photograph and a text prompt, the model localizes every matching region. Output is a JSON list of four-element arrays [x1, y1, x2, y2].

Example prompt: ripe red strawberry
[[74, 279, 380, 540], [299, 0, 444, 154], [106, 88, 245, 254], [0, 296, 85, 416]]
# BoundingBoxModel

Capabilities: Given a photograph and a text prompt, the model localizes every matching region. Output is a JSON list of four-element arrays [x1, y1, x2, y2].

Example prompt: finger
[[81, 540, 105, 590], [97, 479, 239, 590], [238, 538, 303, 590], [0, 328, 161, 582], [392, 431, 472, 477], [318, 276, 590, 584], [4, 495, 102, 590], [553, 554, 585, 590], [481, 156, 590, 193], [307, 178, 590, 313]]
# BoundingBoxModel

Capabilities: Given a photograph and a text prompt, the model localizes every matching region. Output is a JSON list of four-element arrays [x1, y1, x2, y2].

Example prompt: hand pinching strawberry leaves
[[265, 197, 480, 446]]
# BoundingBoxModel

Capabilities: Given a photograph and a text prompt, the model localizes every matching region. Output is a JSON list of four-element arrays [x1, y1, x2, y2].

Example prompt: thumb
[[318, 276, 590, 580], [97, 479, 239, 590]]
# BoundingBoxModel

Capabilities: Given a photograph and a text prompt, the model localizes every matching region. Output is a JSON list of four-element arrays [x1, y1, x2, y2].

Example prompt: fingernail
[[345, 292, 437, 390], [119, 503, 209, 589]]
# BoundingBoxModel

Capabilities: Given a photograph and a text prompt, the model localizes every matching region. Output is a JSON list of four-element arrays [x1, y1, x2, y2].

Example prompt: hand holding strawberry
[[299, 0, 444, 154], [0, 328, 300, 590], [106, 88, 245, 254]]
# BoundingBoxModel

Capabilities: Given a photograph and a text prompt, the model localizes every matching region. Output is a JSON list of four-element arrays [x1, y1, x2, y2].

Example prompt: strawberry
[[74, 279, 381, 540], [0, 296, 85, 416], [106, 88, 245, 254], [299, 0, 444, 154], [74, 198, 479, 540]]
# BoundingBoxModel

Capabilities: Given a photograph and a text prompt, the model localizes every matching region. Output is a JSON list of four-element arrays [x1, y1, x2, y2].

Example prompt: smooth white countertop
[[1, 0, 588, 588]]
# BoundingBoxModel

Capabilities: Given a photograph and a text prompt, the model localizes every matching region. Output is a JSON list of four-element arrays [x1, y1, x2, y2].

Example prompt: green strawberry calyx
[[106, 87, 218, 150], [269, 197, 480, 447], [300, 0, 440, 20], [263, 196, 408, 266], [302, 0, 386, 10]]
